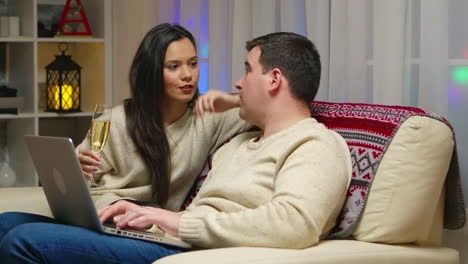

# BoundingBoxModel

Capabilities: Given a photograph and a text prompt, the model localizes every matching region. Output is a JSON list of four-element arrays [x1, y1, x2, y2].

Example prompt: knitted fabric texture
[[180, 158, 212, 211], [310, 101, 465, 238], [181, 101, 466, 238]]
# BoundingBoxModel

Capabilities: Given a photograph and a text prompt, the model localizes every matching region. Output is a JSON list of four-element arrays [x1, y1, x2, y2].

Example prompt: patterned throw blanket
[[181, 101, 466, 238]]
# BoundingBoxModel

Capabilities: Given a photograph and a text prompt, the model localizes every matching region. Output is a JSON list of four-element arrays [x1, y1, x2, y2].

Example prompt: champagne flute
[[88, 104, 112, 186]]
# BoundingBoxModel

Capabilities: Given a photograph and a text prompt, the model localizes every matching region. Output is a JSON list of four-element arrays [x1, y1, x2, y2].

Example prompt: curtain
[[156, 0, 451, 112], [156, 0, 330, 96], [329, 0, 449, 115], [155, 0, 468, 205]]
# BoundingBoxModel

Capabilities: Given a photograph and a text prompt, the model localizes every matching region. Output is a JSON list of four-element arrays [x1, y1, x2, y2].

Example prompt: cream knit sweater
[[179, 118, 352, 249], [77, 104, 251, 211]]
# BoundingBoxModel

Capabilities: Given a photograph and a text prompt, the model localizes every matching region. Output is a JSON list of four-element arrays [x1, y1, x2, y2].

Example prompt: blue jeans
[[0, 212, 184, 264]]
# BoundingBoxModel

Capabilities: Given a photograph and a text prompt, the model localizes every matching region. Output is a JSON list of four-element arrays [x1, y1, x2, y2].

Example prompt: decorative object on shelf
[[0, 16, 21, 37], [0, 15, 8, 37], [0, 159, 16, 187], [56, 0, 92, 37], [0, 0, 6, 15], [45, 43, 81, 113], [0, 85, 22, 114], [0, 97, 23, 114], [0, 85, 16, 97], [0, 42, 5, 84], [38, 3, 63, 38], [0, 121, 15, 187], [8, 16, 19, 37]]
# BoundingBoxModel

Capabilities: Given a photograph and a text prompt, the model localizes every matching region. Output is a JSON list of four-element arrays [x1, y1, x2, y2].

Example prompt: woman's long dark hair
[[124, 23, 198, 207]]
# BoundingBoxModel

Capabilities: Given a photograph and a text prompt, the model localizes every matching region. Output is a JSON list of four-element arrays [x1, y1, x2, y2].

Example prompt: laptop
[[24, 135, 191, 249]]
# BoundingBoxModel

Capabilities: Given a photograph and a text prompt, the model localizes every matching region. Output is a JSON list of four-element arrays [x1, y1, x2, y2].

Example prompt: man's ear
[[269, 68, 282, 94]]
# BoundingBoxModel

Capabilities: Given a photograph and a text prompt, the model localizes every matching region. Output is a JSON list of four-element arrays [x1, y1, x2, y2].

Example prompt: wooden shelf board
[[38, 37, 104, 43], [37, 112, 93, 118]]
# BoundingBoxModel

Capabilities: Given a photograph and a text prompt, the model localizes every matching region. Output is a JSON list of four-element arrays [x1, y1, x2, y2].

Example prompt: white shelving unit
[[0, 0, 113, 187]]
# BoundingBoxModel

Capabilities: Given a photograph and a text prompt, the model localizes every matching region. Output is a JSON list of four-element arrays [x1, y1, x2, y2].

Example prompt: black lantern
[[45, 43, 81, 112]]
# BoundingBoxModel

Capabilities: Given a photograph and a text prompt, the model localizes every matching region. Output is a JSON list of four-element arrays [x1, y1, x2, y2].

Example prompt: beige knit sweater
[[77, 104, 251, 211], [179, 118, 352, 249]]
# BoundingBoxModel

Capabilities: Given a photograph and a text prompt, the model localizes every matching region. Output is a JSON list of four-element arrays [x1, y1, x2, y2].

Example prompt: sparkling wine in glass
[[88, 104, 112, 186]]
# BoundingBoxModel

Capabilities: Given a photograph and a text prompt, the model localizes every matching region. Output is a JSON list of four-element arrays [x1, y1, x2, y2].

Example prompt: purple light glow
[[199, 62, 209, 94], [185, 18, 194, 30], [448, 82, 465, 106], [172, 0, 180, 23]]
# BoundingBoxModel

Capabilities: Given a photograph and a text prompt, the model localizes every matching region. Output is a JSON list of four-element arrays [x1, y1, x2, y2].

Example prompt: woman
[[0, 23, 250, 263], [77, 23, 251, 211]]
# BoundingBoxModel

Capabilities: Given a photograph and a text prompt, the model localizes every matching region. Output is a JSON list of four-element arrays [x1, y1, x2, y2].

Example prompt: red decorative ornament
[[56, 0, 93, 36]]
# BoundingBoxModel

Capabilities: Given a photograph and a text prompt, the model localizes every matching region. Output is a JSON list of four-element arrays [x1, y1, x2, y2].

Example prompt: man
[[0, 32, 351, 263]]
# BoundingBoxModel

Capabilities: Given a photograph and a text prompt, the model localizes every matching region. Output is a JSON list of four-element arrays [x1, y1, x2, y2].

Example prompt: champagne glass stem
[[88, 169, 98, 186], [87, 148, 102, 187]]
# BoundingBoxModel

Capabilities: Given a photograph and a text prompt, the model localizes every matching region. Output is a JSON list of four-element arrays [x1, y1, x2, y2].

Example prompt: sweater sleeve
[[76, 107, 153, 209], [178, 138, 351, 249]]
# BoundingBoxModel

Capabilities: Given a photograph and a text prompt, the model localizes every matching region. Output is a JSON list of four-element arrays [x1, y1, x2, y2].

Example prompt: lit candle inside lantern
[[51, 84, 74, 110]]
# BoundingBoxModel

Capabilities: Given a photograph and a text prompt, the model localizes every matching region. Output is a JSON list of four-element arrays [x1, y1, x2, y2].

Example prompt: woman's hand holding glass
[[78, 149, 101, 181]]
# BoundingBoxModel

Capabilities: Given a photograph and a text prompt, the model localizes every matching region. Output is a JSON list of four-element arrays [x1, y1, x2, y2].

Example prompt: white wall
[[111, 0, 158, 104]]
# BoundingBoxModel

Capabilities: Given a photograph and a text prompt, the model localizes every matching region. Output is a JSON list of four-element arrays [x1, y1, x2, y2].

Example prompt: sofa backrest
[[309, 101, 457, 246]]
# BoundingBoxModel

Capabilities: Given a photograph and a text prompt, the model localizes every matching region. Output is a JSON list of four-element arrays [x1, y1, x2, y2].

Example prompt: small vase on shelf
[[0, 162, 16, 187], [0, 146, 16, 187]]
